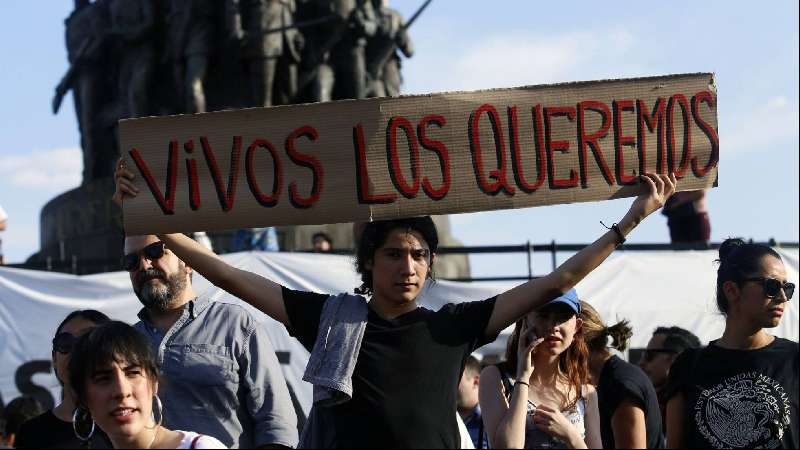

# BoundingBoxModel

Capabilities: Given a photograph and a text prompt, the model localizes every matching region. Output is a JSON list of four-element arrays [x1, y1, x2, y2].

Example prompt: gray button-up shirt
[[134, 294, 298, 448]]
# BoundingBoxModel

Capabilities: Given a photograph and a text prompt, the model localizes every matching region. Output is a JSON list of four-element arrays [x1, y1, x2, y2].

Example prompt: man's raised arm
[[113, 159, 291, 326], [485, 173, 677, 337], [159, 232, 290, 326]]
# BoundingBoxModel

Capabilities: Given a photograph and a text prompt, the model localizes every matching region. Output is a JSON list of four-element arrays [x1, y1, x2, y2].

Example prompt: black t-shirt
[[597, 355, 664, 449], [665, 337, 799, 449], [15, 409, 112, 449], [282, 287, 499, 449]]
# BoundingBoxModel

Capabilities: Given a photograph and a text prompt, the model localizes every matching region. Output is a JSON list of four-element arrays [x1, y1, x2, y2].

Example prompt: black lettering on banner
[[15, 360, 56, 410]]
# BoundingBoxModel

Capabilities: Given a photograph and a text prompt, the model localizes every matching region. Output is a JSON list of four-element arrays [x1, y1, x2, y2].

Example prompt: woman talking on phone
[[479, 290, 602, 449]]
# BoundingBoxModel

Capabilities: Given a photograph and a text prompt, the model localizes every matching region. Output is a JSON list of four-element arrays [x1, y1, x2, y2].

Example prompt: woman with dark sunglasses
[[664, 238, 798, 449], [15, 310, 113, 449]]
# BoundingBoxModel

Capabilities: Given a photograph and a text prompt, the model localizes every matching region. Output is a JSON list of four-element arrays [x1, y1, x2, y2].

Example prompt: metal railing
[[4, 239, 797, 280], [433, 239, 800, 282]]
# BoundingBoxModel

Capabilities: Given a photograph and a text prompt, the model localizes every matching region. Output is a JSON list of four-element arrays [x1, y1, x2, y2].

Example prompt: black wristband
[[515, 380, 530, 388], [601, 221, 626, 245]]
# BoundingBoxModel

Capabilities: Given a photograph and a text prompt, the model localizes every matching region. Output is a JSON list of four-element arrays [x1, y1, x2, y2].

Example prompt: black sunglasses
[[641, 348, 678, 362], [52, 332, 78, 354], [122, 241, 166, 272], [744, 277, 795, 300]]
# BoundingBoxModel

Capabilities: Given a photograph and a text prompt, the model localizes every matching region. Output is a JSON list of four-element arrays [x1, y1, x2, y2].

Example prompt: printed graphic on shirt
[[694, 371, 791, 449]]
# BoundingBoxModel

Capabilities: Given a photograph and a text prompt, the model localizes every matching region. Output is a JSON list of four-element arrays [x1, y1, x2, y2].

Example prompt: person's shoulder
[[204, 300, 256, 326], [206, 298, 250, 315], [15, 410, 58, 446], [199, 301, 273, 347], [767, 338, 799, 365], [436, 296, 498, 314], [771, 337, 799, 352], [18, 409, 55, 430], [479, 364, 513, 397], [666, 346, 705, 385], [193, 435, 227, 449], [480, 363, 503, 380], [282, 286, 334, 305], [328, 292, 367, 306], [176, 430, 227, 449], [609, 356, 651, 382]]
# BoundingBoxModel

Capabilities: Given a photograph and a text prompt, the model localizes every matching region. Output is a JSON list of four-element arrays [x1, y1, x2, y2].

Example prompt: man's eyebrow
[[380, 247, 429, 252]]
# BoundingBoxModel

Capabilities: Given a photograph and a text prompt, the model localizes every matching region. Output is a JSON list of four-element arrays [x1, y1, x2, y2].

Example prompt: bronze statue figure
[[236, 0, 302, 107], [366, 0, 415, 97], [108, 0, 156, 118], [164, 0, 215, 113]]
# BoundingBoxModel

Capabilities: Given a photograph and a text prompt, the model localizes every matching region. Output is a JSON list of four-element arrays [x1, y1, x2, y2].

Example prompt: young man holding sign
[[115, 163, 676, 448]]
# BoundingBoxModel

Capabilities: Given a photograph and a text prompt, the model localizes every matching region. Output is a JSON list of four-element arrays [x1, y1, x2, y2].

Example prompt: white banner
[[1, 249, 797, 416]]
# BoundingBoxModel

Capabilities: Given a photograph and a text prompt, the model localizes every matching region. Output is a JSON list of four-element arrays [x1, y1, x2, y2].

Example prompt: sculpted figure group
[[55, 0, 417, 184]]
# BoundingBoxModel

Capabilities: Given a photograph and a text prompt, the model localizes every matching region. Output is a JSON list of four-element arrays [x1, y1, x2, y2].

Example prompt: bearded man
[[124, 235, 298, 449]]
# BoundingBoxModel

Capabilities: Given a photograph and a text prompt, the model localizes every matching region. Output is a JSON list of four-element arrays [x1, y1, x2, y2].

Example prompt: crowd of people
[[0, 168, 796, 449]]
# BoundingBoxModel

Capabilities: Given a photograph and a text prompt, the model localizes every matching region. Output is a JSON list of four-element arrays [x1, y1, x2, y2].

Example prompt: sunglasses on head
[[122, 241, 166, 272], [641, 348, 677, 362], [52, 332, 78, 354], [744, 277, 795, 300]]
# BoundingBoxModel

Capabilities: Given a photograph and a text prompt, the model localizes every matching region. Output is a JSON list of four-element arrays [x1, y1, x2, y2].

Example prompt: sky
[[0, 0, 798, 278]]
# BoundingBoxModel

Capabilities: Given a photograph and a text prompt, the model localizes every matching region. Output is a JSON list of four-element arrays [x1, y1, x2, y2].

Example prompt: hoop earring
[[72, 408, 96, 442], [149, 394, 164, 428]]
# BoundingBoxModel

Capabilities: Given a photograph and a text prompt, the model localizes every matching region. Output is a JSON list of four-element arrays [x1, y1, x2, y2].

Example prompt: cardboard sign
[[120, 73, 718, 234]]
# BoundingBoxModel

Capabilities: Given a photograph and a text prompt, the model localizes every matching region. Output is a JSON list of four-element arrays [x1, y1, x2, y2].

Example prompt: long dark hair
[[716, 238, 782, 315], [354, 216, 439, 296], [503, 313, 589, 409]]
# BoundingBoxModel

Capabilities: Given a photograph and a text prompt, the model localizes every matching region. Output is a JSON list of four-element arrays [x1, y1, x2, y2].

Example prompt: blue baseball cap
[[540, 288, 581, 315]]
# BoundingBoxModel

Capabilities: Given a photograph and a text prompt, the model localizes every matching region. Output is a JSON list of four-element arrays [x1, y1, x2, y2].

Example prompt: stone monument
[[32, 0, 469, 279]]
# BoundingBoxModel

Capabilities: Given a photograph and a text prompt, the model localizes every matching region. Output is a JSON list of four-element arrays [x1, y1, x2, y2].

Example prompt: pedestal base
[[28, 177, 123, 273]]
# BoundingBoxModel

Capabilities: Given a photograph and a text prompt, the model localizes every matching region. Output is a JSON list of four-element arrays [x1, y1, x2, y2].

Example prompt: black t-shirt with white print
[[282, 287, 499, 449], [665, 337, 798, 449]]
